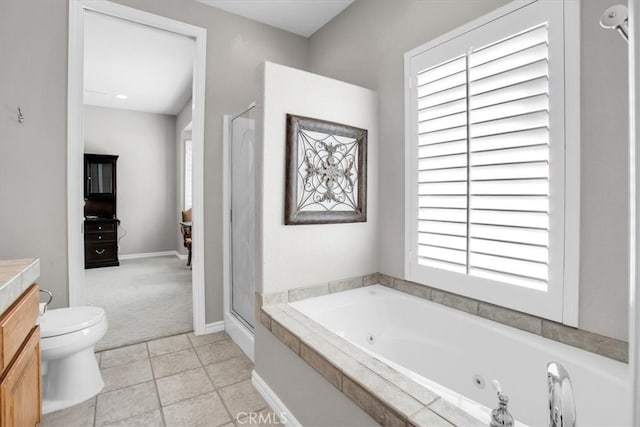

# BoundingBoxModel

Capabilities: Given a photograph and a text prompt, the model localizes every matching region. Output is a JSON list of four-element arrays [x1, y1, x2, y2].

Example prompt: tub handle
[[490, 380, 514, 427], [39, 289, 53, 315]]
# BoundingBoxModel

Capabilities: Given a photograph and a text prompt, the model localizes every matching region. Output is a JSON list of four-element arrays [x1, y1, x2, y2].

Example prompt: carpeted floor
[[85, 256, 192, 351]]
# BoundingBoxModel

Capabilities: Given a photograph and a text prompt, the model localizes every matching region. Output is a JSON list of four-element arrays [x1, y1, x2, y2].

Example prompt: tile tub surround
[[0, 258, 40, 314], [260, 304, 484, 427], [41, 331, 279, 427], [261, 271, 628, 363], [378, 274, 628, 363]]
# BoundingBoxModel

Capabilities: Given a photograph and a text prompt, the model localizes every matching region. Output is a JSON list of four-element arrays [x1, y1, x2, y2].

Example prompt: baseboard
[[225, 313, 254, 362], [119, 251, 181, 260], [202, 320, 224, 334], [176, 252, 188, 260], [252, 371, 301, 427]]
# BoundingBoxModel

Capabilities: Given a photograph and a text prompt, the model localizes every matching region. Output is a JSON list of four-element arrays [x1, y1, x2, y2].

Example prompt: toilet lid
[[39, 307, 106, 338]]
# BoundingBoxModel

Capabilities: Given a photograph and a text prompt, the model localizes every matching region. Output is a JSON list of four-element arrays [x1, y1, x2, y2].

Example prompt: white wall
[[84, 106, 177, 256], [258, 62, 378, 294], [308, 0, 630, 342], [255, 62, 379, 424]]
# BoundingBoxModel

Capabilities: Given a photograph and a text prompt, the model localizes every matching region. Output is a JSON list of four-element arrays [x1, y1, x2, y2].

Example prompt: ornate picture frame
[[285, 114, 367, 225]]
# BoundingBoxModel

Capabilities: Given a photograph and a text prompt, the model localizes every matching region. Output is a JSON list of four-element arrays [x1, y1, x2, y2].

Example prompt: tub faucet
[[490, 380, 514, 427], [547, 362, 576, 427]]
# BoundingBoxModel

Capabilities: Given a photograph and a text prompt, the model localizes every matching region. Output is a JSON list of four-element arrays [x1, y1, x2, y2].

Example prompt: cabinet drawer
[[85, 232, 116, 243], [0, 285, 38, 373], [85, 222, 116, 234], [85, 243, 118, 264]]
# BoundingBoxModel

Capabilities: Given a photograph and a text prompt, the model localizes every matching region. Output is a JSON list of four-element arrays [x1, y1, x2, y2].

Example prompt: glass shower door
[[230, 106, 256, 330]]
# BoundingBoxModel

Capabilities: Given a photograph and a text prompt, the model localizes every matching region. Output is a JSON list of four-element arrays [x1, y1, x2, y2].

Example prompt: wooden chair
[[181, 208, 192, 267]]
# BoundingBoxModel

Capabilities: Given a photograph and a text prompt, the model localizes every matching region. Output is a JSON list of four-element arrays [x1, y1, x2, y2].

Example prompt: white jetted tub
[[291, 285, 630, 426]]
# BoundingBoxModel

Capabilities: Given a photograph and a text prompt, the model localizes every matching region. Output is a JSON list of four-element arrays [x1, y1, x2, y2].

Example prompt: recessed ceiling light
[[115, 94, 128, 100]]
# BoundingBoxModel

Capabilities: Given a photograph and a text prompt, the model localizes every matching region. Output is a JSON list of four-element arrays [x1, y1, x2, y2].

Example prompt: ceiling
[[198, 0, 354, 37], [83, 12, 194, 115]]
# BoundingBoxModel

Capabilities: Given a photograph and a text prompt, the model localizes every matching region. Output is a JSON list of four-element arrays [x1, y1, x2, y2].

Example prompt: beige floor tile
[[204, 355, 253, 388], [148, 334, 192, 357], [40, 397, 96, 427], [151, 348, 202, 378], [156, 367, 215, 406], [103, 409, 164, 427], [218, 380, 268, 420], [102, 358, 154, 393], [95, 381, 160, 426], [162, 391, 231, 427], [194, 340, 243, 365], [101, 343, 149, 369], [187, 331, 229, 347]]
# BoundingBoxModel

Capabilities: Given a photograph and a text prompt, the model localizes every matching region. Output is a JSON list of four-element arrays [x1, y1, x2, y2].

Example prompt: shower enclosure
[[229, 104, 256, 331]]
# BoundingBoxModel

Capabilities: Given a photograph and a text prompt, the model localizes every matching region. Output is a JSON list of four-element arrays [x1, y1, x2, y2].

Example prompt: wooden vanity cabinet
[[0, 284, 41, 427]]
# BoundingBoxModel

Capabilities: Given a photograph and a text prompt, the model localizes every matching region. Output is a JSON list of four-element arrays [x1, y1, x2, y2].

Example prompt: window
[[184, 139, 193, 210], [405, 0, 579, 323]]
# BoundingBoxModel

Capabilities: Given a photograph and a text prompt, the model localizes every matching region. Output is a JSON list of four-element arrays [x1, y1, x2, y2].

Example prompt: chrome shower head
[[600, 4, 629, 43]]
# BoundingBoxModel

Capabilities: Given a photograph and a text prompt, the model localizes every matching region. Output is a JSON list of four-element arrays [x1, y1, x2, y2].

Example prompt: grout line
[[92, 396, 98, 427], [193, 339, 254, 425], [95, 328, 195, 355], [147, 342, 168, 427], [215, 388, 237, 425]]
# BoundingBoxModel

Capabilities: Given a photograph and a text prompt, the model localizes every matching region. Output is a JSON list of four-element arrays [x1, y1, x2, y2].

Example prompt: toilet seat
[[39, 307, 106, 338]]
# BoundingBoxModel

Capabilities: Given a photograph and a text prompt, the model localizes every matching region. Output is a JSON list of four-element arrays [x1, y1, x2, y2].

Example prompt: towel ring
[[39, 289, 53, 309]]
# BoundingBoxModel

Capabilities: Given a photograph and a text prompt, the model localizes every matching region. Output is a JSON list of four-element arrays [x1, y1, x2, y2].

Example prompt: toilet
[[38, 306, 108, 414]]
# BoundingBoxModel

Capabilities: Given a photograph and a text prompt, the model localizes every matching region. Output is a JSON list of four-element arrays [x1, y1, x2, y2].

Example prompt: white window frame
[[404, 0, 580, 325]]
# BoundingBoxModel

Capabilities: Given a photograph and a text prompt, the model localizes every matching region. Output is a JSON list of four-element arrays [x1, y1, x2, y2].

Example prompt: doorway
[[67, 1, 208, 341]]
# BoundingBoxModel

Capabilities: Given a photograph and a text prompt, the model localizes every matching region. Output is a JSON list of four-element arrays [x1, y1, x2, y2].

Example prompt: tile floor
[[41, 332, 279, 427]]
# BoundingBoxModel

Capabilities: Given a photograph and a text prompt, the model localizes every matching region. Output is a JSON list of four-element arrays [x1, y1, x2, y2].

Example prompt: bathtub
[[291, 285, 630, 426]]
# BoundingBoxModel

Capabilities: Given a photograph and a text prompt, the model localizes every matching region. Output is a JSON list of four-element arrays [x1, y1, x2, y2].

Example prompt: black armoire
[[84, 154, 120, 268]]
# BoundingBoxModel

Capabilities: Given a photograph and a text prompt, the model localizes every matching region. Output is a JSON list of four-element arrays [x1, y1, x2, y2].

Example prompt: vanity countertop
[[0, 258, 40, 315]]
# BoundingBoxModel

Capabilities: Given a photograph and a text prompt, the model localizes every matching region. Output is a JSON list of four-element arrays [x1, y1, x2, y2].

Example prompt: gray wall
[[308, 0, 630, 342], [176, 98, 192, 256], [0, 0, 309, 321], [578, 0, 629, 342], [255, 324, 377, 426], [84, 106, 178, 256], [0, 0, 69, 305]]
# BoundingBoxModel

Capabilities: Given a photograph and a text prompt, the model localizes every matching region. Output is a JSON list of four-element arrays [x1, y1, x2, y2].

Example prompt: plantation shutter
[[406, 0, 571, 321], [416, 24, 550, 290], [416, 54, 468, 274], [467, 24, 550, 291]]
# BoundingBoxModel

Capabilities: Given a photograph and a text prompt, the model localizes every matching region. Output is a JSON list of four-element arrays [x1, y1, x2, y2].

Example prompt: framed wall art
[[285, 114, 367, 225]]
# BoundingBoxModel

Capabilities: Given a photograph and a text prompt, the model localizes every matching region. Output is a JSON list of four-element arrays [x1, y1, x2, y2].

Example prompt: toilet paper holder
[[39, 289, 53, 315]]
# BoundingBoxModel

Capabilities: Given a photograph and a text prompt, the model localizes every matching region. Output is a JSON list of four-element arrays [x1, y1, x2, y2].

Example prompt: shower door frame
[[222, 103, 257, 361], [630, 1, 640, 423]]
